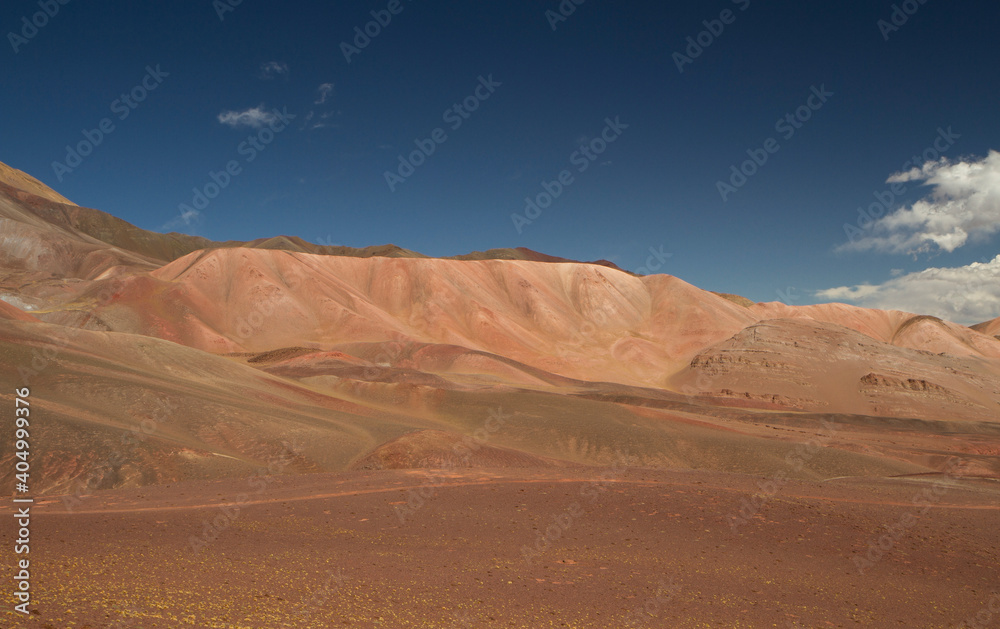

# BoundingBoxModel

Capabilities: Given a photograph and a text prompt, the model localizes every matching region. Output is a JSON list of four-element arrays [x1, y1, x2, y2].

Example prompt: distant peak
[[712, 292, 756, 308], [449, 246, 630, 273]]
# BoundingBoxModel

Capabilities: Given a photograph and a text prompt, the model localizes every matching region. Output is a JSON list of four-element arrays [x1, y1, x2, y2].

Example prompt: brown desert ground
[[3, 468, 1000, 628], [1, 161, 999, 627]]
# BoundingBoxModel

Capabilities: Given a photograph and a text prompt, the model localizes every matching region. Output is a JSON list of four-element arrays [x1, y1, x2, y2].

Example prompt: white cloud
[[217, 105, 276, 129], [302, 87, 339, 131], [259, 61, 289, 79], [308, 110, 339, 130], [816, 255, 1000, 325], [315, 83, 333, 104], [840, 150, 1000, 254], [159, 206, 200, 232]]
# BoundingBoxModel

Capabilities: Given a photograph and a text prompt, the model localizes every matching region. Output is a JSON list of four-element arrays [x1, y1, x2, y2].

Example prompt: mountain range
[[1, 160, 998, 495]]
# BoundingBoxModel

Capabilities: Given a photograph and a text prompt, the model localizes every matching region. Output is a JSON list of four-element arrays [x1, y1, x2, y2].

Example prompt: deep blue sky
[[3, 0, 999, 315]]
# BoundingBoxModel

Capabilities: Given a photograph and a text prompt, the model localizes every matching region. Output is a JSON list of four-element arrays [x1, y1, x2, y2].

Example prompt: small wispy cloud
[[315, 83, 333, 104], [302, 85, 339, 131], [259, 61, 289, 80], [217, 104, 276, 129], [839, 150, 1000, 255], [816, 255, 1000, 325], [309, 111, 340, 130], [159, 207, 201, 232]]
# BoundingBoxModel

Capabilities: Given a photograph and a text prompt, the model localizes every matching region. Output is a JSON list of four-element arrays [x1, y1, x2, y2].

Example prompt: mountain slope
[[973, 316, 1000, 339], [0, 161, 76, 205], [95, 248, 758, 384], [752, 301, 1000, 359], [671, 317, 1000, 421], [15, 245, 992, 424]]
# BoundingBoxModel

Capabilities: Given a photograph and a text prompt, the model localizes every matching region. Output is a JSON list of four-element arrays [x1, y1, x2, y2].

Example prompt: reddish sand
[[3, 468, 998, 628]]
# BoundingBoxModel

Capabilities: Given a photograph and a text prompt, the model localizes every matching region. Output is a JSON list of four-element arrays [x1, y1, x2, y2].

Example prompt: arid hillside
[[1, 160, 998, 497]]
